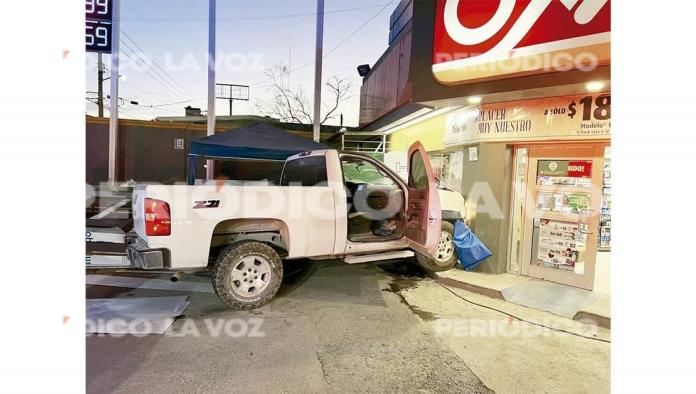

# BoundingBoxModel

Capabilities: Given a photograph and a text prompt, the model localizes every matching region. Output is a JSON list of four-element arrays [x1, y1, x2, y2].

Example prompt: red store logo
[[432, 0, 611, 84]]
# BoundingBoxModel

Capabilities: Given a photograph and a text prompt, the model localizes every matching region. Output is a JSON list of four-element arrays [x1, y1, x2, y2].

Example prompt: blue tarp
[[187, 122, 328, 184], [453, 220, 492, 271]]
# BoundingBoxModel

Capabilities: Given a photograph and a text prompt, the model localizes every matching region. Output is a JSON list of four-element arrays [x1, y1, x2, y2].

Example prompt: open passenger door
[[405, 141, 442, 257]]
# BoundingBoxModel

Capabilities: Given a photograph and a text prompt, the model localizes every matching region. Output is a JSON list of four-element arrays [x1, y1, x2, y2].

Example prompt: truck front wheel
[[212, 241, 283, 310], [414, 221, 458, 272]]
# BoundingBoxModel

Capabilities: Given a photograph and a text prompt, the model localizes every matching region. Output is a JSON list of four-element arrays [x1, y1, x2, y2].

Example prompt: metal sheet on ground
[[501, 280, 597, 318], [86, 227, 125, 243], [86, 274, 214, 293], [86, 296, 190, 335]]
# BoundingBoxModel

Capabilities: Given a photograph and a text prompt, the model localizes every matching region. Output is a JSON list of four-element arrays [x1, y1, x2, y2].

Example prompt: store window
[[599, 147, 611, 250], [530, 157, 594, 275], [535, 191, 591, 215], [532, 218, 586, 274], [536, 160, 593, 188], [428, 152, 464, 193]]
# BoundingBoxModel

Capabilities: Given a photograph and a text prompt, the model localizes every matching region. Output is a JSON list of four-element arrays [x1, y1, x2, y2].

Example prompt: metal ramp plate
[[344, 250, 414, 264]]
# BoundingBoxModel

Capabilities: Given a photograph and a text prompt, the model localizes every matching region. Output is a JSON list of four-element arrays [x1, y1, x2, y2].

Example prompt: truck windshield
[[341, 159, 396, 186]]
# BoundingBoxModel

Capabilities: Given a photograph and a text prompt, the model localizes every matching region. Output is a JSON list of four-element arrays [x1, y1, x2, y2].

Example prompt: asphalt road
[[86, 260, 492, 394]]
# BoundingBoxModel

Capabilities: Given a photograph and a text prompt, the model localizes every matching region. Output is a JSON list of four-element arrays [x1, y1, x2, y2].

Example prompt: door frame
[[516, 142, 608, 290]]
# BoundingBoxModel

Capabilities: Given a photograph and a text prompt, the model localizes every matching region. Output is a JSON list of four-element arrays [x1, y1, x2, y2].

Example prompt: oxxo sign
[[432, 0, 611, 84]]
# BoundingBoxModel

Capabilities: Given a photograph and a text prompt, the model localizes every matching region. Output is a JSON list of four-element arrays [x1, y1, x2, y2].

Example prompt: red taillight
[[144, 198, 171, 236]]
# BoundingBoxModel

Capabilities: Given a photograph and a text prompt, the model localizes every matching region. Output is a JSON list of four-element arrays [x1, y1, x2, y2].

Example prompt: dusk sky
[[85, 0, 396, 126]]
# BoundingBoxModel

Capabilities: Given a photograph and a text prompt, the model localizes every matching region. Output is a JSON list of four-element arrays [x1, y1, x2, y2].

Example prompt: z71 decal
[[193, 200, 221, 209]]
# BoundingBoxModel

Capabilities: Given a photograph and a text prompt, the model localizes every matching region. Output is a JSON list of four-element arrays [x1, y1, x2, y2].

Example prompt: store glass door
[[520, 145, 605, 290]]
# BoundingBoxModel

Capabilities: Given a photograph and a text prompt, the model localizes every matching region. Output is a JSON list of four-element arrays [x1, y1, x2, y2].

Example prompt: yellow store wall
[[388, 115, 447, 151]]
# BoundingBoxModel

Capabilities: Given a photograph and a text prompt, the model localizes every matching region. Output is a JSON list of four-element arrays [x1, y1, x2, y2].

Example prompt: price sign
[[86, 19, 112, 53], [86, 0, 112, 21], [567, 95, 611, 121], [85, 0, 113, 53]]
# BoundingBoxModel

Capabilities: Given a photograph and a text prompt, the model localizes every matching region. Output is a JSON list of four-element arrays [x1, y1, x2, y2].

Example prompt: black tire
[[415, 220, 457, 272], [212, 241, 283, 310]]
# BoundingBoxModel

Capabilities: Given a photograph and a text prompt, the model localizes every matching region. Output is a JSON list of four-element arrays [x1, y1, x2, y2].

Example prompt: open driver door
[[405, 141, 441, 257]]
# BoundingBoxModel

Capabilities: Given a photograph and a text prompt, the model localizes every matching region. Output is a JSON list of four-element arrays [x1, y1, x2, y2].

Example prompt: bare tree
[[256, 64, 352, 130]]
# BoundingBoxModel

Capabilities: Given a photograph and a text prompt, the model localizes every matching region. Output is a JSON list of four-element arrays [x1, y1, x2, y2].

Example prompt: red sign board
[[432, 0, 611, 84], [567, 161, 593, 178]]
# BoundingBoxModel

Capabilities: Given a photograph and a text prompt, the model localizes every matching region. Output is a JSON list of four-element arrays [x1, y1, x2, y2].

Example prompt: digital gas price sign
[[85, 0, 113, 53]]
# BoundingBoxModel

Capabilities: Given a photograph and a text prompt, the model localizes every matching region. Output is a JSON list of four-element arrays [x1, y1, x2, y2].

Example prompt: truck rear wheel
[[415, 221, 458, 272], [212, 241, 283, 310]]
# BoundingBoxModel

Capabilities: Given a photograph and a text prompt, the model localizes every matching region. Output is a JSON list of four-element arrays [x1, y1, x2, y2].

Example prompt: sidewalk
[[435, 268, 611, 329]]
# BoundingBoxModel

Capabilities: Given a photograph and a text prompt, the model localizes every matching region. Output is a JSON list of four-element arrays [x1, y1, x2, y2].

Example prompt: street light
[[103, 73, 125, 82], [357, 64, 371, 77]]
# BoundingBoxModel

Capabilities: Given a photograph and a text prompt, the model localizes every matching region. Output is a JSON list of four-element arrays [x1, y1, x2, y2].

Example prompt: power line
[[119, 40, 184, 98], [89, 74, 187, 118], [118, 78, 190, 115], [86, 98, 146, 120], [120, 30, 192, 98], [153, 98, 204, 108], [118, 78, 168, 104], [116, 3, 393, 22], [119, 40, 188, 100], [325, 1, 395, 57], [87, 96, 183, 119], [99, 1, 396, 112], [251, 0, 396, 87], [101, 84, 188, 116]]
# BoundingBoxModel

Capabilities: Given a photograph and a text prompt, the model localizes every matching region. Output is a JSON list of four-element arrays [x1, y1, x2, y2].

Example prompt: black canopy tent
[[187, 122, 328, 184]]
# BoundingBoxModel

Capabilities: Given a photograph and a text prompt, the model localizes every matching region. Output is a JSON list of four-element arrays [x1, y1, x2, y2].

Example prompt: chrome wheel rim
[[229, 255, 272, 298], [436, 231, 454, 263]]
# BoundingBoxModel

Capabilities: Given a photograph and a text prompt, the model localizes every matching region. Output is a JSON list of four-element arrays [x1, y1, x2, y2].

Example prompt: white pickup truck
[[127, 142, 459, 309]]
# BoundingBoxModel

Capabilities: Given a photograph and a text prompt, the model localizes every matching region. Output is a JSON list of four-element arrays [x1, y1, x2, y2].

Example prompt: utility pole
[[97, 53, 104, 117], [312, 0, 324, 143], [108, 0, 120, 185], [206, 0, 216, 180]]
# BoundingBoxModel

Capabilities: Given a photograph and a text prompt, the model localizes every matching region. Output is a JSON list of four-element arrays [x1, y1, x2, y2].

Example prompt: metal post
[[97, 53, 104, 118], [229, 99, 233, 116], [108, 0, 120, 185], [206, 0, 216, 180], [312, 0, 324, 143]]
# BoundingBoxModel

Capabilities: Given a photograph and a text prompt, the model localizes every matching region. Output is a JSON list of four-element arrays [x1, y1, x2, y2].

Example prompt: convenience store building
[[359, 0, 611, 292]]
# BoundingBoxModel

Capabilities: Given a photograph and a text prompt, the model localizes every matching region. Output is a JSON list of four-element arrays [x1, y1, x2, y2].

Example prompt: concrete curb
[[436, 275, 505, 300], [435, 271, 611, 330], [573, 311, 611, 330]]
